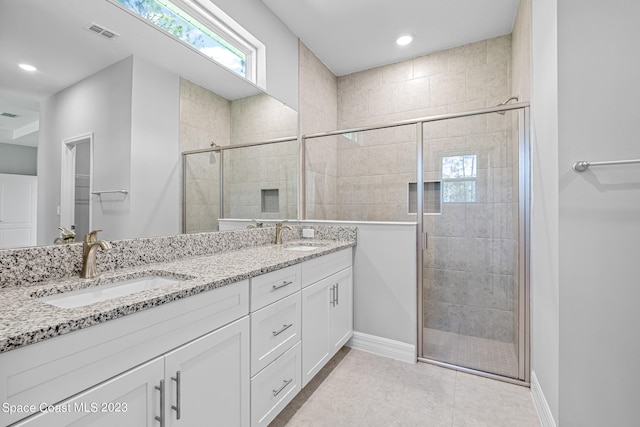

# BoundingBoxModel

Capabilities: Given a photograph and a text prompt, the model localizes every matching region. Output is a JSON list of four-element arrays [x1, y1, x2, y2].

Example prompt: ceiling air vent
[[86, 23, 119, 40], [1, 112, 19, 118]]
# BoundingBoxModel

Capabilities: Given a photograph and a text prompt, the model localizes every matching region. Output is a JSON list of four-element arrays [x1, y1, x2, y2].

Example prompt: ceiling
[[1, 0, 520, 147], [263, 0, 520, 76], [0, 0, 263, 147]]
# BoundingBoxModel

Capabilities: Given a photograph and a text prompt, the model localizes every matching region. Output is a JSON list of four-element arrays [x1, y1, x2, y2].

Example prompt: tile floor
[[423, 328, 519, 378], [271, 347, 540, 427]]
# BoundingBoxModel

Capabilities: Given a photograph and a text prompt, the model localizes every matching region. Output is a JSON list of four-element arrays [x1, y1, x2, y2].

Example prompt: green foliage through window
[[117, 0, 247, 76], [442, 155, 477, 203]]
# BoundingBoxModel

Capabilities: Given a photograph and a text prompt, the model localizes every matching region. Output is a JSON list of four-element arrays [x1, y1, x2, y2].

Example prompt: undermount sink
[[283, 242, 327, 252], [38, 275, 183, 309]]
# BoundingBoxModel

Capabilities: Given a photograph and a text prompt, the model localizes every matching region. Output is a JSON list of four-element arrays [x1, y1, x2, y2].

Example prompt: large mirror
[[0, 0, 298, 249]]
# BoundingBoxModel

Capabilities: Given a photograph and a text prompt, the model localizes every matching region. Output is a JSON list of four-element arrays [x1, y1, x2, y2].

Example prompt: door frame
[[416, 106, 531, 386], [60, 132, 94, 236]]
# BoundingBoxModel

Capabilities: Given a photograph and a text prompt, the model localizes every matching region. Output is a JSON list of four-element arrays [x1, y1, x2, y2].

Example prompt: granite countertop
[[0, 239, 355, 353]]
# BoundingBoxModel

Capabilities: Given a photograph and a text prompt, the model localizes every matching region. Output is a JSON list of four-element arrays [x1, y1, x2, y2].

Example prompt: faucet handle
[[85, 229, 103, 243]]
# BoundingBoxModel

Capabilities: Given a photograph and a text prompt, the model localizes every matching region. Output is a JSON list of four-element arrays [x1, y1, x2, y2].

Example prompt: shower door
[[418, 107, 529, 382]]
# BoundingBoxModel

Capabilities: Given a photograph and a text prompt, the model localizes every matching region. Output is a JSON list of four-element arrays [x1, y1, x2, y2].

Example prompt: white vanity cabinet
[[14, 318, 250, 427], [163, 317, 250, 427], [2, 280, 250, 427], [1, 245, 354, 427], [13, 357, 164, 426], [249, 265, 303, 427], [301, 250, 353, 387]]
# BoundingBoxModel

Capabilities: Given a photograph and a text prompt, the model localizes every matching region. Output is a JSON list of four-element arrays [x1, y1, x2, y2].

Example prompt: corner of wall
[[531, 371, 558, 427]]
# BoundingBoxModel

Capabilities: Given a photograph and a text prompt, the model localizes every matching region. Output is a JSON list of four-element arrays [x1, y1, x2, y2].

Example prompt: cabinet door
[[14, 358, 164, 427], [329, 267, 353, 355], [301, 278, 331, 387], [164, 316, 250, 427]]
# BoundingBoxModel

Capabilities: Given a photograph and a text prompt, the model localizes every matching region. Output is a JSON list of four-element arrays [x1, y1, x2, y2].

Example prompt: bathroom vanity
[[0, 227, 355, 426]]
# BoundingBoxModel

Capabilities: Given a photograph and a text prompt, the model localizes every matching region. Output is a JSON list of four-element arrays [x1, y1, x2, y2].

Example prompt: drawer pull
[[155, 379, 165, 427], [273, 280, 294, 291], [272, 378, 293, 397], [272, 323, 293, 336], [171, 370, 181, 420], [335, 283, 339, 305]]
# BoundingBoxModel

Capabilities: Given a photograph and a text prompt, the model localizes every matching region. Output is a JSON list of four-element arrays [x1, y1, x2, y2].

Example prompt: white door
[[14, 358, 164, 426], [301, 278, 331, 387], [164, 317, 250, 427], [0, 173, 37, 248], [329, 267, 353, 354]]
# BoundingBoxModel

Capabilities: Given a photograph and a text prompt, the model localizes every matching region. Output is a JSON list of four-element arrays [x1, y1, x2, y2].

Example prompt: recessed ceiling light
[[396, 34, 414, 46], [18, 63, 37, 72]]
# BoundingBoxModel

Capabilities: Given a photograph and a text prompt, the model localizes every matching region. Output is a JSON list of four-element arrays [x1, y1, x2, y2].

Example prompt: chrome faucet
[[80, 229, 112, 279], [275, 222, 292, 245]]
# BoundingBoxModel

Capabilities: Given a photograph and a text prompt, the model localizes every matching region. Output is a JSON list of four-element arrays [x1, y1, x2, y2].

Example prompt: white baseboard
[[346, 331, 416, 364], [531, 371, 557, 427]]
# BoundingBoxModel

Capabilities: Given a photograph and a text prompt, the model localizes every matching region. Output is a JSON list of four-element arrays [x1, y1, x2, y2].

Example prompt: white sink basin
[[284, 243, 326, 251], [38, 275, 182, 309]]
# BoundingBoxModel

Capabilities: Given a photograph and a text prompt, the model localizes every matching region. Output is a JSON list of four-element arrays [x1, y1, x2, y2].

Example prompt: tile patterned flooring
[[270, 347, 540, 427], [423, 328, 519, 378]]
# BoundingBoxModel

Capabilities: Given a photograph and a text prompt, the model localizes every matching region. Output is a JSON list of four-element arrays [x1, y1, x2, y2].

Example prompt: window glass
[[442, 155, 477, 203], [116, 0, 248, 77]]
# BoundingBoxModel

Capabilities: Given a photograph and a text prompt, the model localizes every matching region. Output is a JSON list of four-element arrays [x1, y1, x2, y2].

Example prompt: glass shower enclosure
[[183, 103, 530, 383], [302, 103, 530, 383], [419, 107, 529, 381]]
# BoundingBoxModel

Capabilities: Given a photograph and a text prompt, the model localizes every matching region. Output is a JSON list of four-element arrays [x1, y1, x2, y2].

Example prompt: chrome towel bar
[[91, 189, 129, 195], [573, 159, 640, 172]]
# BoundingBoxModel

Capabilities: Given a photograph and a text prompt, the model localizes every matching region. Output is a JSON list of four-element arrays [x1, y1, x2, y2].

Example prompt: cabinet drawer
[[250, 342, 301, 427], [251, 264, 301, 311], [251, 292, 301, 376], [301, 248, 352, 288]]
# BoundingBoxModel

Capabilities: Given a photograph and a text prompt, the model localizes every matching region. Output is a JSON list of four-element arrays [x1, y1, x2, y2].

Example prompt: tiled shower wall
[[299, 42, 339, 220], [302, 35, 520, 344], [180, 79, 297, 231], [180, 79, 229, 232], [422, 114, 518, 342], [224, 92, 298, 220]]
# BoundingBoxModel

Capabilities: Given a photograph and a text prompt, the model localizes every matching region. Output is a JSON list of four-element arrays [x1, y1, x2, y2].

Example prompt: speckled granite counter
[[0, 237, 355, 353]]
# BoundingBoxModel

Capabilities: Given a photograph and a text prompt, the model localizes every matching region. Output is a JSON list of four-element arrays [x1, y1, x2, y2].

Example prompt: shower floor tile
[[423, 328, 519, 378]]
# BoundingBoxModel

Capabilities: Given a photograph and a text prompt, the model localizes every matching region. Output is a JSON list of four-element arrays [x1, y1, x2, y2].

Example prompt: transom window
[[113, 0, 264, 84]]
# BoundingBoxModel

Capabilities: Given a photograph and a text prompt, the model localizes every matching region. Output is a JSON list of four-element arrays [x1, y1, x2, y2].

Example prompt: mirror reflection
[[0, 0, 297, 249]]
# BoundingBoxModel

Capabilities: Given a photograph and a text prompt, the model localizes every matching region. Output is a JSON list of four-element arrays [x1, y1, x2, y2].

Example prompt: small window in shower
[[442, 155, 477, 203], [261, 189, 279, 213], [408, 181, 441, 214]]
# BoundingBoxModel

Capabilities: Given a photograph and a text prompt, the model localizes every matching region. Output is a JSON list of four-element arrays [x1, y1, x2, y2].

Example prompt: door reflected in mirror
[[60, 133, 93, 243]]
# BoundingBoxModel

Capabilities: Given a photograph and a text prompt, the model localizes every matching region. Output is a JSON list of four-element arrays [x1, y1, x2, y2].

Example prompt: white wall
[[531, 0, 560, 422], [347, 222, 416, 346], [38, 56, 181, 244], [0, 144, 37, 176], [213, 0, 299, 110], [532, 1, 640, 425], [557, 1, 640, 425], [38, 57, 133, 244], [130, 56, 181, 239]]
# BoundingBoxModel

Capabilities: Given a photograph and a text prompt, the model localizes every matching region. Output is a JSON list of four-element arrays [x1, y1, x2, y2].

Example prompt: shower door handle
[[421, 232, 428, 250]]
